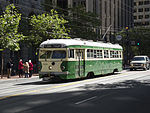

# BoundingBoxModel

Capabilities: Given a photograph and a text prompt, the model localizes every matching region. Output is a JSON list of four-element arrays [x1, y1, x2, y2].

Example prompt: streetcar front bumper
[[39, 71, 69, 79]]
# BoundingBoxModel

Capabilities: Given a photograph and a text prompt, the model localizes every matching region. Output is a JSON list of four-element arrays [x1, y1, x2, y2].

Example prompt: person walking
[[6, 59, 13, 78], [24, 61, 29, 78], [29, 60, 33, 77], [18, 59, 24, 78]]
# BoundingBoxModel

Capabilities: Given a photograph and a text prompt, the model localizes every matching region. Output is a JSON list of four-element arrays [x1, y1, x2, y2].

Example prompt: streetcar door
[[76, 49, 85, 78]]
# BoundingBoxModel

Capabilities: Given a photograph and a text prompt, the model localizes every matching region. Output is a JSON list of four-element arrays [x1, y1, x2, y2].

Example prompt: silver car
[[130, 56, 150, 71]]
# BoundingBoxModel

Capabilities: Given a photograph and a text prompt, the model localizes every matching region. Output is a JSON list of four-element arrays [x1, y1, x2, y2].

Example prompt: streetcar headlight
[[49, 66, 52, 70]]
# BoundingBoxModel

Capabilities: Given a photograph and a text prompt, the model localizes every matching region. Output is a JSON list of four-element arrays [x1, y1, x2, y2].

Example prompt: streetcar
[[38, 38, 123, 81]]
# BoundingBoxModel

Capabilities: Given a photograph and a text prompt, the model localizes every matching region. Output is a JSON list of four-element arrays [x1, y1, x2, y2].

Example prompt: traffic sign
[[116, 35, 122, 41]]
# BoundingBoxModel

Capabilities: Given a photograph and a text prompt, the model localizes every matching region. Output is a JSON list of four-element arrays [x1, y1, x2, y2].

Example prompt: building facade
[[0, 0, 43, 16], [54, 0, 86, 8], [134, 0, 150, 27], [87, 0, 134, 42]]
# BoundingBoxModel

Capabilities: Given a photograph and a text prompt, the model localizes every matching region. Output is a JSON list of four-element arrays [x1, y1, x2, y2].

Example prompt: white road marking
[[75, 92, 116, 105], [75, 96, 97, 105]]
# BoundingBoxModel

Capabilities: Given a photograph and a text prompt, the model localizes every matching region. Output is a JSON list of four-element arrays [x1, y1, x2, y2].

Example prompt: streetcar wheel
[[87, 72, 94, 78]]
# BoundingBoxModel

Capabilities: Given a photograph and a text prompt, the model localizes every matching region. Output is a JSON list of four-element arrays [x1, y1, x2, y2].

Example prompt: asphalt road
[[0, 70, 150, 113]]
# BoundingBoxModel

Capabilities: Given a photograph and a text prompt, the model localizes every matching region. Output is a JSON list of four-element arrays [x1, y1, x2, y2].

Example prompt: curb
[[0, 74, 39, 84]]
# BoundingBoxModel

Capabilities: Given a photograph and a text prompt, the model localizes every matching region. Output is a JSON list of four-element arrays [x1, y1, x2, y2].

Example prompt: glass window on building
[[145, 15, 150, 19], [134, 16, 137, 20], [145, 8, 150, 12], [134, 2, 137, 6], [138, 8, 143, 12], [138, 15, 143, 19], [73, 2, 76, 7], [134, 8, 137, 13], [144, 1, 150, 5], [139, 1, 143, 5]]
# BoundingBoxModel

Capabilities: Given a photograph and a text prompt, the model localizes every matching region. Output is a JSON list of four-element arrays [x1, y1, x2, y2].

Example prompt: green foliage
[[117, 27, 150, 56], [29, 9, 70, 47], [0, 4, 23, 51], [67, 6, 101, 40]]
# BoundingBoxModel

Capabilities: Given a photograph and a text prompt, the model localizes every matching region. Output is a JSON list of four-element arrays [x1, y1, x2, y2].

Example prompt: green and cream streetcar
[[38, 38, 123, 81]]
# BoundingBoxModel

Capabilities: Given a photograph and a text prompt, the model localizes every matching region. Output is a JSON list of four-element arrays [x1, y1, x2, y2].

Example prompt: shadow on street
[[1, 79, 150, 113]]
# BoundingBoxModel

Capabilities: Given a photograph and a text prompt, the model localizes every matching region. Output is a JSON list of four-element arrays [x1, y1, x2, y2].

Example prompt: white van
[[130, 56, 150, 71]]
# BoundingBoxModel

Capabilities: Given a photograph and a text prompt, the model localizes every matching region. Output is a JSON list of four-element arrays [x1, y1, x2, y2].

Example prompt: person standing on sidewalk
[[7, 59, 13, 78], [18, 59, 24, 78], [29, 60, 33, 77], [24, 61, 29, 78]]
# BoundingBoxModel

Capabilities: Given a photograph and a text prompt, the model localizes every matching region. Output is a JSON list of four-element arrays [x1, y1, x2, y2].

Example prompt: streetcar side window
[[94, 50, 97, 58], [119, 51, 122, 58], [68, 49, 74, 58], [104, 50, 109, 58], [110, 50, 121, 58], [91, 50, 94, 58], [87, 49, 94, 58], [97, 50, 103, 58], [87, 49, 103, 59], [110, 51, 114, 58]]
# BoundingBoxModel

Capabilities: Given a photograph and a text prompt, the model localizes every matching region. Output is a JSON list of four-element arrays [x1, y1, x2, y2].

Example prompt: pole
[[102, 25, 112, 41], [125, 27, 130, 65]]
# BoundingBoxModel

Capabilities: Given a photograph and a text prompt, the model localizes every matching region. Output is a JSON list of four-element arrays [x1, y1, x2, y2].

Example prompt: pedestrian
[[24, 61, 29, 78], [18, 59, 24, 78], [29, 60, 33, 77], [6, 59, 13, 78]]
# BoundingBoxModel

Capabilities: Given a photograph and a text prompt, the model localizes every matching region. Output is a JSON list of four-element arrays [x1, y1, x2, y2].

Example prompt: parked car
[[130, 56, 150, 71]]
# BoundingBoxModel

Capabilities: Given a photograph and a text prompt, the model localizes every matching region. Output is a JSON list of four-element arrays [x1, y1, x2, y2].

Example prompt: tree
[[28, 9, 70, 48], [0, 4, 23, 78], [66, 6, 101, 41], [117, 27, 150, 57]]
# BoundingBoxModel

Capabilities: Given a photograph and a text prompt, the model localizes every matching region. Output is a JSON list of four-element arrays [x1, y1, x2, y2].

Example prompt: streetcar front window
[[52, 50, 66, 59], [40, 51, 52, 59]]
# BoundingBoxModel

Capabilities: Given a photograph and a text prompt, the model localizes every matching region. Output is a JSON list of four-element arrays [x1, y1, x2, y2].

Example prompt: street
[[0, 70, 150, 113]]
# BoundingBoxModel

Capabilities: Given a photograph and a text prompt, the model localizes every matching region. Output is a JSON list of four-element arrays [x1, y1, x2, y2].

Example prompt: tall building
[[134, 0, 150, 27], [53, 0, 86, 8], [0, 0, 43, 16], [87, 0, 134, 42]]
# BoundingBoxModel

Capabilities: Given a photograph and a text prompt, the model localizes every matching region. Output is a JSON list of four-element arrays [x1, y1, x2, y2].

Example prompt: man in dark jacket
[[7, 59, 13, 78]]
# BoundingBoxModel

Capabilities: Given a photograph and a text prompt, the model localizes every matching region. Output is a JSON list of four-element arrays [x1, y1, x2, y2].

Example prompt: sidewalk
[[0, 73, 39, 82]]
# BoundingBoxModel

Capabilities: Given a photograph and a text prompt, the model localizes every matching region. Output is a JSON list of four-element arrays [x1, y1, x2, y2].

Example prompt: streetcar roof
[[40, 39, 122, 49]]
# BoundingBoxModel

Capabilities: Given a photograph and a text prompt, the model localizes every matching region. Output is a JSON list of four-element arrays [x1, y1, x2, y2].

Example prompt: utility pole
[[125, 26, 130, 65]]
